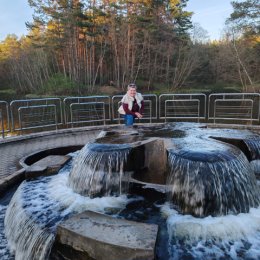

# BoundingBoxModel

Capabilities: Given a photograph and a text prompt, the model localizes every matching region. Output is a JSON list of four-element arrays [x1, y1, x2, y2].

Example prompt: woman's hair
[[127, 83, 137, 90]]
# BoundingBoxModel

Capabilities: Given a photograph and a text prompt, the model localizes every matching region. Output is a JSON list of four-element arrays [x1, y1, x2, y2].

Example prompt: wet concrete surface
[[1, 123, 260, 197], [0, 126, 103, 195]]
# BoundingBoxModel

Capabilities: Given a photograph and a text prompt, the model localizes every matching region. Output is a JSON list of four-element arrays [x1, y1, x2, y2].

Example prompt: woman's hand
[[135, 112, 143, 118]]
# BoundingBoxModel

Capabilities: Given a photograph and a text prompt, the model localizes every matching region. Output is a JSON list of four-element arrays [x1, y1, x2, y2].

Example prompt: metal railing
[[10, 98, 63, 131], [70, 102, 106, 126], [142, 94, 158, 121], [0, 101, 10, 138], [164, 99, 201, 122], [213, 99, 254, 124], [159, 94, 207, 122], [1, 93, 260, 138], [0, 111, 3, 138], [111, 94, 157, 123], [208, 93, 260, 124], [18, 104, 58, 131], [111, 95, 123, 122], [64, 96, 110, 125], [142, 100, 152, 123]]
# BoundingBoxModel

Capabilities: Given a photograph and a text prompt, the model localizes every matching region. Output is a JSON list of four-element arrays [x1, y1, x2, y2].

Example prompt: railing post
[[2, 93, 260, 137], [0, 111, 4, 139]]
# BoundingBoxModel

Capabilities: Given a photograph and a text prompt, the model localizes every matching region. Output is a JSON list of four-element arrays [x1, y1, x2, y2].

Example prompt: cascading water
[[167, 146, 260, 217], [163, 203, 260, 260], [4, 183, 55, 260], [3, 152, 133, 260], [0, 205, 13, 260], [2, 123, 260, 260], [244, 138, 260, 160], [243, 138, 260, 179], [68, 142, 131, 197], [163, 126, 260, 259]]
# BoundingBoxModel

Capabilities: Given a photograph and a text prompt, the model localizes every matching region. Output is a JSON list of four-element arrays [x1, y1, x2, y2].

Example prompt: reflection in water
[[95, 125, 186, 144]]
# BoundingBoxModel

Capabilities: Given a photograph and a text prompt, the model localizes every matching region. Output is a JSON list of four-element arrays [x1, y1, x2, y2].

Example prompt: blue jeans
[[123, 114, 135, 126]]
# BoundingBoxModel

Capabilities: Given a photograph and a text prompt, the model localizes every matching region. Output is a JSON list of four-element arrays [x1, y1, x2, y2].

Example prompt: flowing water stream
[[1, 123, 260, 260]]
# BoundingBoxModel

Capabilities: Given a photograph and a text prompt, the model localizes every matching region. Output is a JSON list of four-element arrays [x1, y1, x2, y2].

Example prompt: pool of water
[[0, 185, 17, 260], [2, 123, 260, 260]]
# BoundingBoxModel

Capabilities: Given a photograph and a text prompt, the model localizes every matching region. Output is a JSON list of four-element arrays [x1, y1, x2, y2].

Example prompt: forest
[[0, 0, 259, 99]]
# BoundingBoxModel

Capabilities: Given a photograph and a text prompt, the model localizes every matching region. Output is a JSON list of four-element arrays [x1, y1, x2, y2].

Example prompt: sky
[[186, 0, 233, 40], [0, 0, 33, 41], [0, 0, 233, 41]]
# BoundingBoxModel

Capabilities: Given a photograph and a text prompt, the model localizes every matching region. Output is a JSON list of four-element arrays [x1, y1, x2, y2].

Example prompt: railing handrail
[[10, 98, 63, 131], [1, 92, 260, 138], [164, 99, 201, 123], [64, 96, 111, 124], [17, 104, 58, 131], [69, 101, 106, 126], [209, 95, 260, 121], [159, 93, 207, 120], [208, 93, 260, 121], [213, 98, 256, 124], [0, 101, 10, 138]]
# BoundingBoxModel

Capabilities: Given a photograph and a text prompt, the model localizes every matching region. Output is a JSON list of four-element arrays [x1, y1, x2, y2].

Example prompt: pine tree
[[229, 0, 260, 34]]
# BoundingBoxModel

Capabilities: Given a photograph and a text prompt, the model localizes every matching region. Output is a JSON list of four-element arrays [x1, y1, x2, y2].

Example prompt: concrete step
[[51, 210, 158, 260]]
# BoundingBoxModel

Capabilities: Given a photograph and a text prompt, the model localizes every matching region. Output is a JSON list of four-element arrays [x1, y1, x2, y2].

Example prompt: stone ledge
[[50, 210, 158, 260], [0, 169, 25, 195], [0, 124, 107, 145], [25, 155, 71, 179]]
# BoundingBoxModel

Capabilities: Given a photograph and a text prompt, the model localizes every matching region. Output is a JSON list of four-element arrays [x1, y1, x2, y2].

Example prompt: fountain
[[1, 122, 260, 260]]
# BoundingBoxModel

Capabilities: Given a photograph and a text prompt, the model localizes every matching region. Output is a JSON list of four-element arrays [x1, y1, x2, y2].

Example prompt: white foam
[[0, 205, 13, 260], [48, 171, 131, 216], [161, 203, 260, 259]]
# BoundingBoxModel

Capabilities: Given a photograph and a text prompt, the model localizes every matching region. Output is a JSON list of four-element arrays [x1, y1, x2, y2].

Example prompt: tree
[[1, 0, 201, 94], [228, 0, 260, 34], [226, 0, 260, 90]]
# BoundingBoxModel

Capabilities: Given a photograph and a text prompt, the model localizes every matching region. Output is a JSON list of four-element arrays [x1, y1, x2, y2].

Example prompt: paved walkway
[[0, 126, 105, 194]]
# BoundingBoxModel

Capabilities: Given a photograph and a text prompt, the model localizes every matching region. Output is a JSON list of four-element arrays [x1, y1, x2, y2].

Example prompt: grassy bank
[[0, 82, 248, 102]]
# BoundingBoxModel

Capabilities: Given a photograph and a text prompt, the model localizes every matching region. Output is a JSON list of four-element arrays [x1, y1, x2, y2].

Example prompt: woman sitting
[[118, 83, 144, 126]]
